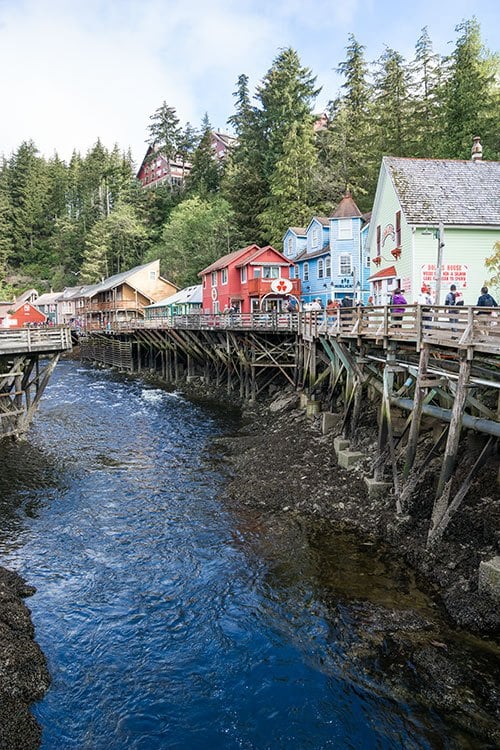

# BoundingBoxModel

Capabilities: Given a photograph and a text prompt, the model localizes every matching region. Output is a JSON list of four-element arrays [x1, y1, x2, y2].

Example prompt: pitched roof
[[331, 191, 363, 219], [81, 260, 160, 298], [34, 292, 62, 305], [145, 285, 202, 309], [384, 156, 500, 226], [289, 227, 307, 236], [198, 245, 260, 275], [367, 265, 397, 281], [235, 245, 290, 268], [295, 244, 331, 261]]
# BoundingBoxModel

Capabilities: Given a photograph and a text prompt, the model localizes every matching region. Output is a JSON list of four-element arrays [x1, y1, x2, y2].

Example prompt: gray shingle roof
[[384, 156, 500, 226]]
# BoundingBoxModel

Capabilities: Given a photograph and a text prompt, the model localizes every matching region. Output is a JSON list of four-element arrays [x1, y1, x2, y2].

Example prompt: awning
[[367, 265, 397, 281]]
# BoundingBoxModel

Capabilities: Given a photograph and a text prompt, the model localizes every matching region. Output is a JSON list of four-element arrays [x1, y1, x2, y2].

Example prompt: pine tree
[[372, 47, 412, 157], [147, 102, 181, 161], [259, 121, 318, 246], [442, 18, 499, 159], [409, 27, 446, 156], [80, 219, 109, 283], [0, 165, 12, 284], [187, 114, 221, 196], [223, 74, 267, 243], [319, 35, 376, 211]]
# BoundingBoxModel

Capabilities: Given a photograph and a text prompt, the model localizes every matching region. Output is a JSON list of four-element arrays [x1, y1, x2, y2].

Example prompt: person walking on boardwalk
[[417, 285, 432, 329], [445, 284, 458, 331], [391, 288, 407, 328], [476, 286, 498, 310]]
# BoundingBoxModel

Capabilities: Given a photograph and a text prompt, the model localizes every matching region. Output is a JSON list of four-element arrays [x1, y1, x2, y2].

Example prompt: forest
[[0, 18, 498, 297]]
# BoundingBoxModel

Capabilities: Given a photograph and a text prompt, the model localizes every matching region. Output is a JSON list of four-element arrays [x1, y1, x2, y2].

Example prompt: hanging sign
[[270, 278, 293, 294]]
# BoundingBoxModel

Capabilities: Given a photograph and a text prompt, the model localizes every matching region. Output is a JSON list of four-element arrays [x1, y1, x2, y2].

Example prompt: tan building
[[75, 260, 178, 330]]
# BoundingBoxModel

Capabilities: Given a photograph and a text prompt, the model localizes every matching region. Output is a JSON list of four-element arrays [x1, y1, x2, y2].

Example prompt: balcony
[[84, 299, 145, 314], [245, 277, 301, 297]]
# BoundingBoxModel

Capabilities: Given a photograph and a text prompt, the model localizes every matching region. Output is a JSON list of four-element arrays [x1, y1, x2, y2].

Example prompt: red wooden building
[[1, 302, 47, 329], [199, 245, 301, 314]]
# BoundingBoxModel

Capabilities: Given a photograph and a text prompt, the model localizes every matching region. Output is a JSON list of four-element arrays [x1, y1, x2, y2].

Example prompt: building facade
[[366, 153, 500, 305]]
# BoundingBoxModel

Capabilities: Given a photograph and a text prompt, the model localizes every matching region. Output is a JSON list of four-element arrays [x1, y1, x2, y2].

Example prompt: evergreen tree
[[319, 35, 376, 211], [187, 114, 220, 196], [259, 121, 318, 246], [147, 102, 181, 160], [80, 219, 109, 283], [409, 27, 446, 156], [178, 123, 198, 179], [223, 74, 267, 243], [105, 202, 147, 273], [442, 18, 499, 159], [373, 47, 412, 157], [7, 140, 49, 267]]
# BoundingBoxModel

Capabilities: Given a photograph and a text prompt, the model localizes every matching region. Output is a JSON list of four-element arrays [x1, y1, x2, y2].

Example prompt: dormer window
[[311, 228, 319, 248], [287, 237, 293, 255]]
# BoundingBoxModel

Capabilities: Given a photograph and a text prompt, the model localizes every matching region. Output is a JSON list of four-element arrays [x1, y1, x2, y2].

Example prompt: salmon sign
[[421, 263, 468, 288]]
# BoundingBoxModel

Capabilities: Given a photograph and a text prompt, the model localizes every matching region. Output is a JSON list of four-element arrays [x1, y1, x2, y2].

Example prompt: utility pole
[[434, 222, 445, 304]]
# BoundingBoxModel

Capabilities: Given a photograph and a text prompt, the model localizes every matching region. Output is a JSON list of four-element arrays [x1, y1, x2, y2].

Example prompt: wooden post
[[403, 344, 429, 480], [429, 352, 471, 536]]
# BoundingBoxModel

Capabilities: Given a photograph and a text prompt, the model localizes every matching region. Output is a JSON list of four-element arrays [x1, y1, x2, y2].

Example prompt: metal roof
[[145, 285, 202, 309]]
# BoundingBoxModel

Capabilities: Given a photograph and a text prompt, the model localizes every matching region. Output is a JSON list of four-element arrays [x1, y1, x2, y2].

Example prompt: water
[[0, 360, 497, 749]]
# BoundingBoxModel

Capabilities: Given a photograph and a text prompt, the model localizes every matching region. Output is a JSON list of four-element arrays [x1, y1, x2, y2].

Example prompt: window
[[311, 228, 319, 248], [325, 256, 331, 277], [149, 270, 156, 280], [395, 211, 401, 247], [240, 266, 247, 283], [254, 267, 261, 278], [338, 219, 352, 239], [339, 254, 352, 275], [287, 237, 293, 254], [221, 268, 228, 284], [203, 276, 206, 288], [211, 271, 217, 286], [318, 259, 324, 279], [303, 262, 309, 281], [365, 254, 370, 268], [376, 225, 381, 256], [262, 266, 279, 279]]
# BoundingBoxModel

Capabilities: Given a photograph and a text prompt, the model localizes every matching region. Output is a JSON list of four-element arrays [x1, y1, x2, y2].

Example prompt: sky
[[0, 0, 498, 167]]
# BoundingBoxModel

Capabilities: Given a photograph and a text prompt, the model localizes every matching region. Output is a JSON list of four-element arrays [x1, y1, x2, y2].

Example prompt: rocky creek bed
[[0, 373, 498, 748]]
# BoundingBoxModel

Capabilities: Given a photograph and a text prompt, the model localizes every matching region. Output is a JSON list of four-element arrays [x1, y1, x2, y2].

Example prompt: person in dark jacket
[[476, 286, 498, 310]]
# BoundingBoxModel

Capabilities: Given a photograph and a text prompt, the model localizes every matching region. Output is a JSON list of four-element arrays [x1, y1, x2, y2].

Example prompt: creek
[[0, 360, 497, 749]]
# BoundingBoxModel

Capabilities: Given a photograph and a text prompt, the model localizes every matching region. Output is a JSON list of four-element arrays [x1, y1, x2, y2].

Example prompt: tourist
[[391, 288, 407, 328], [476, 286, 498, 310], [417, 285, 432, 329]]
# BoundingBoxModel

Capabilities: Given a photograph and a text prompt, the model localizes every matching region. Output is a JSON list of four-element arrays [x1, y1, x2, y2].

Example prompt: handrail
[[0, 326, 73, 353], [78, 306, 500, 355]]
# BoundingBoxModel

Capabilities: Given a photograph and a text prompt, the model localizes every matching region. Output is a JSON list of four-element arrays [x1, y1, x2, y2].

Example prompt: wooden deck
[[108, 305, 500, 357], [0, 326, 73, 355]]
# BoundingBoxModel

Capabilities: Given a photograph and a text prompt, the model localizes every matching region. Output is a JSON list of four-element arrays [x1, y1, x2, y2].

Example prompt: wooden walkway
[[0, 327, 73, 440]]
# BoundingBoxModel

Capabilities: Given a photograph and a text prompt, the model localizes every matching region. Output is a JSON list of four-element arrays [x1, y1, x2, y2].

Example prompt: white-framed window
[[211, 271, 217, 286], [311, 227, 319, 248], [263, 266, 279, 279], [325, 256, 331, 277], [318, 259, 324, 279], [287, 237, 293, 254], [240, 266, 247, 283], [221, 268, 228, 284], [149, 270, 156, 280], [338, 218, 353, 240], [254, 267, 261, 278], [303, 262, 309, 281], [339, 254, 352, 275]]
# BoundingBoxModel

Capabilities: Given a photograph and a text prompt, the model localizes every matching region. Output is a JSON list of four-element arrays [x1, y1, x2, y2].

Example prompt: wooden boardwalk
[[0, 327, 72, 440], [80, 304, 499, 546]]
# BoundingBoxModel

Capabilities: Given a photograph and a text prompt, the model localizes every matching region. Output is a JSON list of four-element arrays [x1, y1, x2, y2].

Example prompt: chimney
[[471, 135, 483, 162]]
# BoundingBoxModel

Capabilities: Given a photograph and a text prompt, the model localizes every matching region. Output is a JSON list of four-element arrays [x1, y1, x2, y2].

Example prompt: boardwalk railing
[[0, 326, 73, 355], [83, 306, 500, 355]]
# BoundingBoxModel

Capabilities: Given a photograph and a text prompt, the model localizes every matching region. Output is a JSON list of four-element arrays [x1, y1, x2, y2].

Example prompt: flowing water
[[0, 360, 497, 749]]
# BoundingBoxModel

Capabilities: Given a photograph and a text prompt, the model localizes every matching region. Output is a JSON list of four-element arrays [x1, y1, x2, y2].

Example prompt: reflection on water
[[0, 360, 497, 750]]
